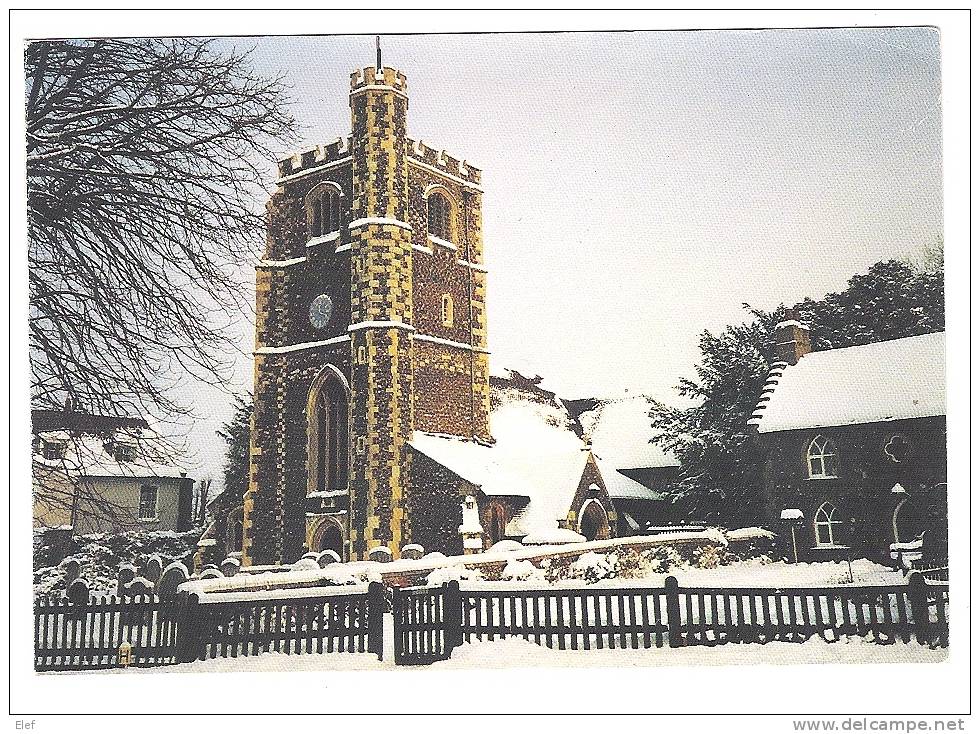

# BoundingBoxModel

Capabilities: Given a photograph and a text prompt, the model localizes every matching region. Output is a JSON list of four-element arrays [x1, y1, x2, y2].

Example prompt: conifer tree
[[651, 253, 945, 526]]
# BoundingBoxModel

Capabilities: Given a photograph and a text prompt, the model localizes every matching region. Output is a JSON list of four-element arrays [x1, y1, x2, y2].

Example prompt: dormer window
[[114, 443, 135, 462], [806, 435, 839, 479], [427, 191, 452, 242], [306, 183, 343, 239], [42, 440, 66, 461]]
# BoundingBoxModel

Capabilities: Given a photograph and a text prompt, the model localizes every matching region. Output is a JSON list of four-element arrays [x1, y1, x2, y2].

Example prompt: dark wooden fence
[[34, 594, 179, 671], [35, 582, 385, 671], [176, 583, 385, 663], [665, 575, 948, 647], [392, 582, 459, 665], [462, 585, 670, 650], [392, 573, 950, 664], [918, 566, 949, 582]]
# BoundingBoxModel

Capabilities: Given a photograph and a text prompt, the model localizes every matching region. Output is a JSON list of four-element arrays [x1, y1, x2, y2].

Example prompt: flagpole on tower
[[376, 35, 382, 72]]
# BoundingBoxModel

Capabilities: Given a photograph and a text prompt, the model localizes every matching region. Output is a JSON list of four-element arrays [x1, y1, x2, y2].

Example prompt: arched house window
[[814, 502, 842, 547], [427, 191, 453, 242], [806, 435, 840, 479], [307, 367, 350, 495], [306, 183, 343, 240]]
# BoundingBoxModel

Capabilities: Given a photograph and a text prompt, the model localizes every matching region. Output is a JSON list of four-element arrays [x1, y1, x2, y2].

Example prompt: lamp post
[[780, 508, 804, 563]]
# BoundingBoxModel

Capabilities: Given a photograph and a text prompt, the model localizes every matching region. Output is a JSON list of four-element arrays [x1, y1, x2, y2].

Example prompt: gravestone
[[158, 562, 190, 597], [126, 577, 154, 596], [66, 578, 90, 605], [317, 550, 341, 567], [198, 568, 223, 580], [400, 544, 424, 560], [220, 557, 241, 577], [368, 546, 392, 564], [141, 555, 164, 585], [117, 564, 136, 596], [62, 558, 81, 585]]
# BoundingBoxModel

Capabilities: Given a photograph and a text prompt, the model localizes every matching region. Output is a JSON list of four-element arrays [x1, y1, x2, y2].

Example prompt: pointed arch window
[[814, 502, 843, 547], [306, 184, 343, 239], [806, 435, 840, 479], [427, 192, 453, 241], [308, 370, 349, 494]]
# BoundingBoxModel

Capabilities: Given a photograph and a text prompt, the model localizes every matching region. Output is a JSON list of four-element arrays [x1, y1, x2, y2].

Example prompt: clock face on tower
[[309, 294, 334, 329]]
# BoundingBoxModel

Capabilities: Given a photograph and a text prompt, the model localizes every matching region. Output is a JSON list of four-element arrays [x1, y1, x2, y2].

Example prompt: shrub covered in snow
[[500, 559, 546, 583], [426, 564, 484, 586], [569, 552, 617, 583], [292, 558, 319, 572], [488, 540, 524, 554], [647, 546, 685, 574], [693, 544, 722, 569]]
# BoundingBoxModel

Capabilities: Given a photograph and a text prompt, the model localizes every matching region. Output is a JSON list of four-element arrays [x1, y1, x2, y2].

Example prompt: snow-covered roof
[[750, 332, 945, 434], [594, 457, 664, 501], [579, 395, 678, 469], [33, 432, 190, 480], [410, 390, 589, 536], [489, 361, 564, 397]]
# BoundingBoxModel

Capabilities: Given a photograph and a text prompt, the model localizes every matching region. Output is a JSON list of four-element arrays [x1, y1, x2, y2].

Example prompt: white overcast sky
[[185, 28, 942, 486]]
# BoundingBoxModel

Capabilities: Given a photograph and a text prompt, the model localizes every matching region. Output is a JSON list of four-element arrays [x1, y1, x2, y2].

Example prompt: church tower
[[242, 50, 491, 565]]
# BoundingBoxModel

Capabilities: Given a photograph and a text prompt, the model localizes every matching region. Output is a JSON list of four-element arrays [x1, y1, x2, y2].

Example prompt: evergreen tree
[[214, 394, 253, 517], [652, 254, 945, 526]]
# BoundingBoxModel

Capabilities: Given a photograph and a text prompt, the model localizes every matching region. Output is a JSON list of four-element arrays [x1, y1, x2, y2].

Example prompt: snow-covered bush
[[488, 540, 524, 554], [613, 548, 655, 579], [292, 558, 319, 572], [693, 544, 722, 569], [568, 552, 618, 584], [500, 559, 545, 583], [426, 564, 484, 586], [646, 546, 685, 574]]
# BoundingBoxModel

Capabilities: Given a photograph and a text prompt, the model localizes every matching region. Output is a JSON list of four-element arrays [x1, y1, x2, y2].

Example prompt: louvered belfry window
[[427, 192, 452, 241], [307, 185, 342, 239]]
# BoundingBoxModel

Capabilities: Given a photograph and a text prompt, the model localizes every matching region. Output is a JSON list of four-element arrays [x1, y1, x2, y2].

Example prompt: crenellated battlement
[[350, 65, 408, 93], [276, 136, 353, 179], [407, 138, 481, 185]]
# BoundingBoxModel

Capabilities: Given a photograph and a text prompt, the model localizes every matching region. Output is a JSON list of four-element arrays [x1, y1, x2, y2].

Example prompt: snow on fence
[[391, 572, 949, 665], [34, 594, 178, 671]]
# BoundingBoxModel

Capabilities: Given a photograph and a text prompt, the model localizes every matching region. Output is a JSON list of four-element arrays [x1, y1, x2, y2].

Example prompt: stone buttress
[[348, 66, 414, 559]]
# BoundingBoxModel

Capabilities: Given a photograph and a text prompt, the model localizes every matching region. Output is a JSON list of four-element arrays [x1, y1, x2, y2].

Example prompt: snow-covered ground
[[457, 556, 904, 590], [90, 632, 945, 674]]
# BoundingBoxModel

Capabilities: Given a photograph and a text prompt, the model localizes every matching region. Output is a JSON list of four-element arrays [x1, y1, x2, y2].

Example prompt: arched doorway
[[310, 517, 345, 558], [578, 499, 610, 541], [893, 483, 947, 561], [486, 502, 507, 545], [319, 524, 344, 555]]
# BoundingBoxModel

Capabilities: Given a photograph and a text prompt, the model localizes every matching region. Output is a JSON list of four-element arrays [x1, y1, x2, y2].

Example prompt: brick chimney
[[774, 309, 811, 366]]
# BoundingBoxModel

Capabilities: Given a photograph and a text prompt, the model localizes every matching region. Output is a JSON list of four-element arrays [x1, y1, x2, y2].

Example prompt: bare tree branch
[[27, 37, 297, 511]]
